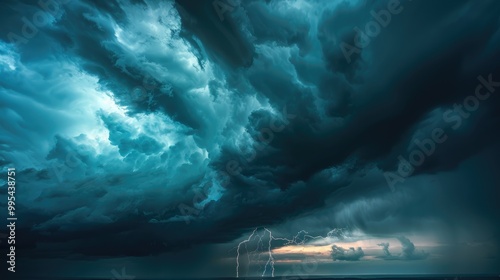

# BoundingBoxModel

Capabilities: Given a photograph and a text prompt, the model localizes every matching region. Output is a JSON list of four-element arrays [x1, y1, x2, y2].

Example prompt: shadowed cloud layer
[[0, 0, 499, 278]]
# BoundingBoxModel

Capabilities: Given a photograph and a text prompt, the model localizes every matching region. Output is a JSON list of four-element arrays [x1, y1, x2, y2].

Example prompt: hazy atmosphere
[[0, 0, 499, 278]]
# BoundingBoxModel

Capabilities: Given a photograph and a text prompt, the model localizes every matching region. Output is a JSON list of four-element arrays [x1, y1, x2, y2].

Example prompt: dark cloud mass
[[331, 245, 365, 261], [0, 0, 499, 278], [377, 237, 429, 261], [378, 242, 391, 257], [397, 236, 429, 261]]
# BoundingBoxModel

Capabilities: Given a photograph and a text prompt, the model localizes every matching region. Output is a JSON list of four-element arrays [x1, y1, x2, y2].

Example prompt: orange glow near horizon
[[271, 236, 438, 261], [272, 244, 333, 256]]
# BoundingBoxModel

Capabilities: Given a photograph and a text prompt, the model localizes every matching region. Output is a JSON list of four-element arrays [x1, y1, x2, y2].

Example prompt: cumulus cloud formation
[[397, 236, 429, 260], [377, 242, 391, 257], [0, 0, 499, 277], [331, 245, 365, 261], [377, 237, 429, 261]]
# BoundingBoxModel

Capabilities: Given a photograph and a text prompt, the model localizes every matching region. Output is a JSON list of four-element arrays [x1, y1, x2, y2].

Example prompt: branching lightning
[[235, 227, 348, 278]]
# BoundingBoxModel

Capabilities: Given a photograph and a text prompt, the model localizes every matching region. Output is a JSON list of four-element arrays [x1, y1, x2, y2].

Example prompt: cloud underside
[[0, 0, 498, 269]]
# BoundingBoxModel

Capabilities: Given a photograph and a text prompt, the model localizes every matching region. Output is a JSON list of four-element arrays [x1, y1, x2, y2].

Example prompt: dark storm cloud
[[377, 237, 429, 261], [377, 242, 391, 257], [270, 147, 499, 264], [212, 0, 500, 192], [0, 2, 499, 276], [175, 0, 254, 68], [331, 244, 364, 261], [397, 236, 428, 260]]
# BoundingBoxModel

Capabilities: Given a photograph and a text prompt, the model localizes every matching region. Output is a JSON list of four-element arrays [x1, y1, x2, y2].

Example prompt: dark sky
[[0, 0, 499, 278]]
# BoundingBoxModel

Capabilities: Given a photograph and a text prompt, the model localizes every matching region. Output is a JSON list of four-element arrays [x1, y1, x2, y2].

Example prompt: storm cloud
[[0, 0, 499, 278], [377, 237, 429, 261], [331, 245, 365, 261]]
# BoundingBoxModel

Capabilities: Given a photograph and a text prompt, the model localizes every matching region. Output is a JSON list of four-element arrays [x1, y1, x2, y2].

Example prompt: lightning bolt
[[235, 227, 348, 278]]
